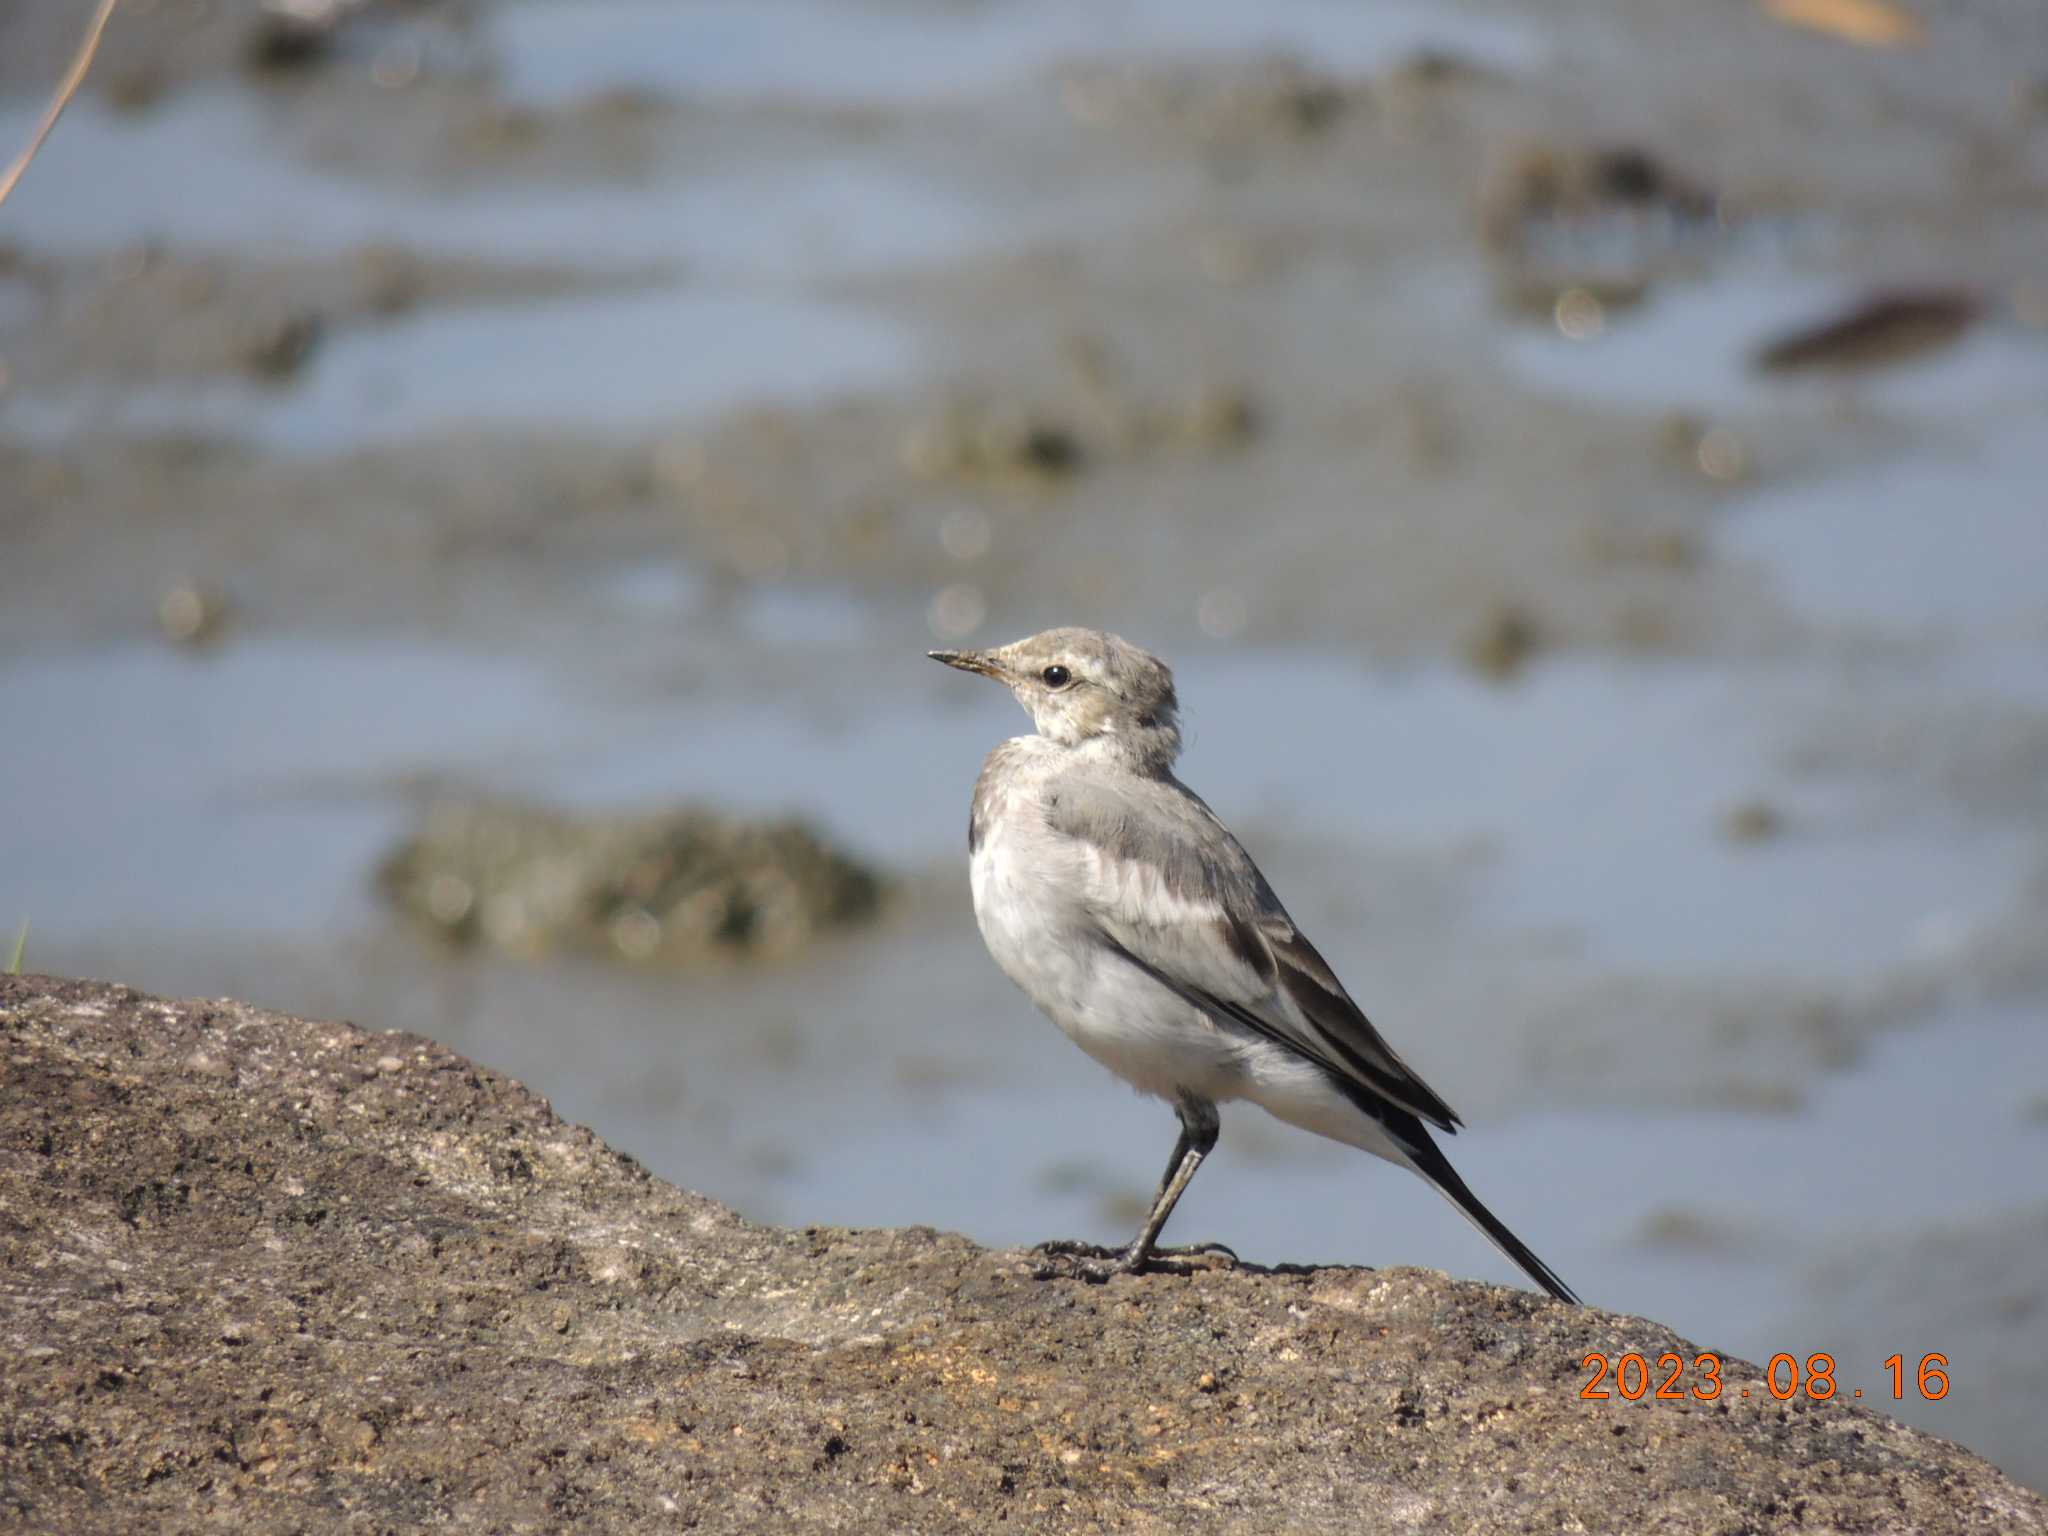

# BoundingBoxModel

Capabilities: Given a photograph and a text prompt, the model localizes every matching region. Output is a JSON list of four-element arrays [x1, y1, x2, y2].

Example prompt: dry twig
[[0, 0, 122, 210]]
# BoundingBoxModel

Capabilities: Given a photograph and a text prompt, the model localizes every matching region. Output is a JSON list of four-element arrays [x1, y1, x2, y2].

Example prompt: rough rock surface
[[2, 975, 2040, 1533]]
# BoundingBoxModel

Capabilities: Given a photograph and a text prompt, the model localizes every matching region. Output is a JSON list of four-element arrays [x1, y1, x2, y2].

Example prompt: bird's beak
[[928, 648, 1000, 679]]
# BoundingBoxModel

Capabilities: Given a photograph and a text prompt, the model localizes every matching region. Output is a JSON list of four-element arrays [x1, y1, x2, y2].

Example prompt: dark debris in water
[[1463, 601, 1546, 683], [1060, 56, 1352, 146], [378, 800, 884, 964], [897, 374, 1261, 491], [1482, 143, 1723, 313], [1750, 290, 1979, 375], [1483, 145, 1716, 238], [898, 397, 1086, 487], [1721, 799, 1786, 845], [244, 0, 369, 74], [237, 307, 324, 382]]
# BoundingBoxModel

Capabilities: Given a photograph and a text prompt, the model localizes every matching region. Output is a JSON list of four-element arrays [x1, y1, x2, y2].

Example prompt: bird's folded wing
[[1046, 775, 1462, 1132]]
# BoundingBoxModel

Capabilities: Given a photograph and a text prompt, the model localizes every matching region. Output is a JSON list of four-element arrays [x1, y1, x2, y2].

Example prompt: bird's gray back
[[1036, 758, 1463, 1132], [1043, 768, 1264, 910]]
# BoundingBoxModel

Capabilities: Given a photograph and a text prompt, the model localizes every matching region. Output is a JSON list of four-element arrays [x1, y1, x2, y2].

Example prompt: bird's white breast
[[969, 752, 1090, 1022], [966, 740, 1246, 1103]]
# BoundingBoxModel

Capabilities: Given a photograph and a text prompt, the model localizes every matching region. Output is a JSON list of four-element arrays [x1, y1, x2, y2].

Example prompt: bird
[[930, 626, 1578, 1303]]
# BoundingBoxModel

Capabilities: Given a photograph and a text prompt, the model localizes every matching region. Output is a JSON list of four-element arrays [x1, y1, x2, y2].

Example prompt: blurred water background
[[3, 0, 2045, 1490]]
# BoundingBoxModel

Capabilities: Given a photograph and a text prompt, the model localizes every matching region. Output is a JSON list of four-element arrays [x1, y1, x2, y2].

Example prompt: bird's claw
[[1028, 1239, 1125, 1284], [1028, 1254, 1119, 1284], [1034, 1239, 1120, 1260], [1025, 1238, 1239, 1283]]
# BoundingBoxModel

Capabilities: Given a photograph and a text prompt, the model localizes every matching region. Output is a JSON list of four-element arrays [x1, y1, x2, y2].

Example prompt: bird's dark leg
[[1148, 1120, 1196, 1207], [1032, 1094, 1230, 1281], [1117, 1093, 1221, 1271]]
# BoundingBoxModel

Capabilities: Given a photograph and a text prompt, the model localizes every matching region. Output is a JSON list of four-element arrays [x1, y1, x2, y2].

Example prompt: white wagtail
[[931, 627, 1578, 1302]]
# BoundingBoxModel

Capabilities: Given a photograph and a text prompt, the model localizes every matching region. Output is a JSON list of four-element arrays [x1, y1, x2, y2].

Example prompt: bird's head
[[930, 626, 1181, 769]]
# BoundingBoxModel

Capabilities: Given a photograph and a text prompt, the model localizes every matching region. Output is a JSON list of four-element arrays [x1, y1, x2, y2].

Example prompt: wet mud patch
[[380, 798, 884, 964]]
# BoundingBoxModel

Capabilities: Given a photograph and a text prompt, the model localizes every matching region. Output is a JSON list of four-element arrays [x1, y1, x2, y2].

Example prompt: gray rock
[[377, 799, 883, 965], [2, 974, 2041, 1532]]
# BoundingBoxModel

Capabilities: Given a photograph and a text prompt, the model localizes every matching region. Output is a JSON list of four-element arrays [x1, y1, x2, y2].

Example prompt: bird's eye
[[1041, 665, 1072, 688]]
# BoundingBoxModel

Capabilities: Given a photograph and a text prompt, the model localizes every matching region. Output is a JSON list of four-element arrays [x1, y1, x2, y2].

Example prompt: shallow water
[[10, 634, 2031, 980], [1723, 422, 2048, 638], [491, 0, 1546, 107], [1503, 268, 2048, 422], [4, 285, 918, 450], [0, 92, 1016, 274]]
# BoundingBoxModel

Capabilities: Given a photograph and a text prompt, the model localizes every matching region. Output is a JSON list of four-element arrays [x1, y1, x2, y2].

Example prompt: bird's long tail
[[1394, 1123, 1580, 1305]]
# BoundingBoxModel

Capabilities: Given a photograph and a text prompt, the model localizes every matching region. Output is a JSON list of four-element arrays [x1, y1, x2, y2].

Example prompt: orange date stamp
[[1580, 1351, 1950, 1404]]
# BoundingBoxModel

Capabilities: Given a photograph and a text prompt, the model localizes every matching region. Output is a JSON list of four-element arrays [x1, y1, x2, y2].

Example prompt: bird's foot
[[1032, 1239, 1118, 1259], [1026, 1238, 1239, 1284], [1027, 1239, 1124, 1284]]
